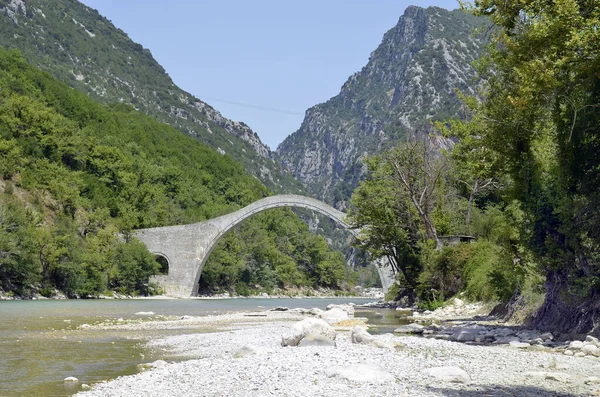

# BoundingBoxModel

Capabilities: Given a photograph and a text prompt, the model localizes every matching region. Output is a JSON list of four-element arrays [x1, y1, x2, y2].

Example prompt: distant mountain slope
[[0, 0, 303, 193], [277, 6, 488, 207]]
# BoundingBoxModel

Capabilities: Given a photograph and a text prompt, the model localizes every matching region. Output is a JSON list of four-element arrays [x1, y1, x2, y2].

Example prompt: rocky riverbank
[[74, 301, 600, 397]]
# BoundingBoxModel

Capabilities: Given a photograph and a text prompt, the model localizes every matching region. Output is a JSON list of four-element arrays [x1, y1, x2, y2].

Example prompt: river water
[[0, 297, 399, 397]]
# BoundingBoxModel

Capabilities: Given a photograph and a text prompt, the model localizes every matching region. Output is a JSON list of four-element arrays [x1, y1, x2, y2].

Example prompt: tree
[[385, 137, 449, 248], [457, 0, 600, 317]]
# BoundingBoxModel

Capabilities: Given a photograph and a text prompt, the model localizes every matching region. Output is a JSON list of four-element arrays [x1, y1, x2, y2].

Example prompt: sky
[[79, 1, 460, 150]]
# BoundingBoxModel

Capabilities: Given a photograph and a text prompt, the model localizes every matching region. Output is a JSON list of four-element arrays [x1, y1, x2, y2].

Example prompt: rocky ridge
[[277, 6, 489, 207]]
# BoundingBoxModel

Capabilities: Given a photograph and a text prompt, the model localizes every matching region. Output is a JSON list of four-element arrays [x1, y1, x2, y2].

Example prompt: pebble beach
[[75, 305, 600, 397]]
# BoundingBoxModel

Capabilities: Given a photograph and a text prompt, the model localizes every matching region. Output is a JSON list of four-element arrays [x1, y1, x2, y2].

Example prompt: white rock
[[81, 384, 90, 390], [297, 333, 336, 347], [350, 326, 393, 349], [574, 352, 586, 357], [586, 335, 599, 344], [569, 340, 584, 350], [134, 311, 155, 316], [326, 304, 355, 316], [137, 360, 168, 372], [424, 366, 470, 384], [540, 332, 554, 340], [325, 363, 394, 383], [509, 341, 531, 348], [453, 298, 464, 307], [281, 317, 336, 347], [581, 344, 599, 356], [64, 376, 79, 383], [563, 349, 574, 356], [318, 308, 350, 324], [308, 308, 324, 316]]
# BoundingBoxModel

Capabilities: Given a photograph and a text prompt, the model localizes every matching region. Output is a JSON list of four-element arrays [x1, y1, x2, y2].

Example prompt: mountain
[[276, 6, 489, 207], [0, 0, 303, 193]]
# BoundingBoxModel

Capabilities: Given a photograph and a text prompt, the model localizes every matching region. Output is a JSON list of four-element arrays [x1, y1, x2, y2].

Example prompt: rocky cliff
[[277, 6, 488, 207], [0, 0, 303, 193]]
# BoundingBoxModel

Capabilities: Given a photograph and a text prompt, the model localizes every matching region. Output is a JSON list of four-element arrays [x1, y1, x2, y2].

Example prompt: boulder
[[326, 304, 355, 316], [325, 363, 394, 383], [350, 326, 393, 349], [509, 341, 531, 348], [297, 333, 336, 347], [586, 335, 600, 346], [281, 317, 336, 347], [319, 308, 350, 324], [308, 307, 324, 316], [394, 323, 425, 334], [64, 377, 79, 383], [424, 366, 470, 384], [569, 340, 584, 350], [581, 344, 599, 356]]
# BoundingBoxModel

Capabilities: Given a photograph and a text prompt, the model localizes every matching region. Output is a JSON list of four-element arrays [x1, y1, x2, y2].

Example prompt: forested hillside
[[0, 0, 302, 193], [0, 48, 352, 298], [347, 0, 600, 335]]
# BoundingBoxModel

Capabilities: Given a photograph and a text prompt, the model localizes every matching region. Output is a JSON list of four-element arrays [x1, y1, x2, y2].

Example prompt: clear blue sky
[[79, 1, 459, 150]]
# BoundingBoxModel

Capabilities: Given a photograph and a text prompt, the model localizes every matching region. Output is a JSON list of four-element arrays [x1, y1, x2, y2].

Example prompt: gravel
[[76, 310, 600, 397]]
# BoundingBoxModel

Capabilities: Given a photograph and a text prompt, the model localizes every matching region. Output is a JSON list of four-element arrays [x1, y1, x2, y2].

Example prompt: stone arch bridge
[[135, 194, 395, 298]]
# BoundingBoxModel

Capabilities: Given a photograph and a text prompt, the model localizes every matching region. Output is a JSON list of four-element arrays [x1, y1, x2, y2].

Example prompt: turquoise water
[[0, 298, 377, 397]]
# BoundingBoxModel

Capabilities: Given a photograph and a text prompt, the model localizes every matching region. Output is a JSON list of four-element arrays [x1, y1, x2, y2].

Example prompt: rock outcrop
[[277, 6, 488, 207]]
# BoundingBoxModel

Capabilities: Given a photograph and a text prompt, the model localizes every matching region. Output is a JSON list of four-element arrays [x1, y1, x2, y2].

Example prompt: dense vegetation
[[349, 0, 600, 333], [0, 48, 353, 298], [0, 0, 303, 193]]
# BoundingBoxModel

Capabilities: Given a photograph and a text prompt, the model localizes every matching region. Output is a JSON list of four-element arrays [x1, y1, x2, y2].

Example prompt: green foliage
[[0, 0, 304, 193], [0, 48, 351, 297], [456, 0, 600, 304], [200, 208, 350, 294]]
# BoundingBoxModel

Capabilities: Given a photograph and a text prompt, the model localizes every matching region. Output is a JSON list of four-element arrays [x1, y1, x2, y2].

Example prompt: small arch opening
[[154, 254, 169, 275]]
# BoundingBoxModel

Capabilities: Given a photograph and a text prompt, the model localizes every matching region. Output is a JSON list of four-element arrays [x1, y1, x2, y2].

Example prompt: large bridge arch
[[135, 194, 395, 297]]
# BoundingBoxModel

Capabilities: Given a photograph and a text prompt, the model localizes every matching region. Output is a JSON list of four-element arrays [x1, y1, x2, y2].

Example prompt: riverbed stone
[[64, 376, 79, 383], [581, 344, 599, 356], [319, 308, 350, 324], [350, 326, 393, 349], [298, 333, 336, 347], [586, 335, 600, 345], [569, 340, 584, 350], [394, 323, 425, 334], [509, 341, 531, 348], [424, 366, 470, 384], [281, 317, 336, 347], [325, 363, 394, 383]]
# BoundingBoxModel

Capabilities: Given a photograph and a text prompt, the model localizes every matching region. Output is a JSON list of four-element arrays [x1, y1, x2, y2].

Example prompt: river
[[0, 297, 405, 397]]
